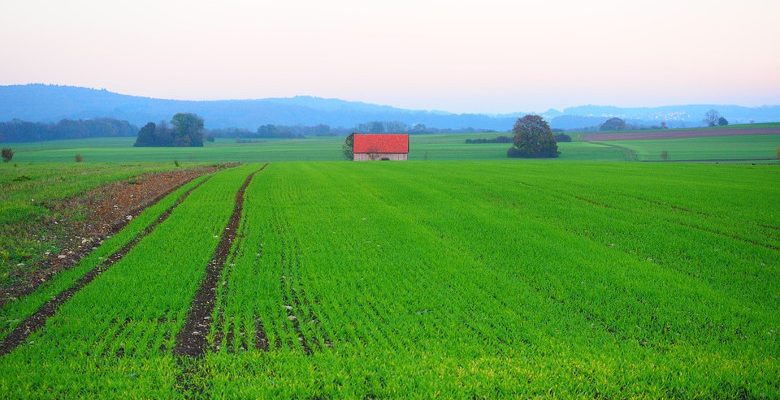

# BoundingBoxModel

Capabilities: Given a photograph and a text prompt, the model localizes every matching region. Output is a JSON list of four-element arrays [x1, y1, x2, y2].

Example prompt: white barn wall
[[354, 153, 408, 161]]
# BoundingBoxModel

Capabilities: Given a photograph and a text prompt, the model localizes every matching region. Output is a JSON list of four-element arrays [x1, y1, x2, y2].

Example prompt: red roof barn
[[352, 133, 409, 161]]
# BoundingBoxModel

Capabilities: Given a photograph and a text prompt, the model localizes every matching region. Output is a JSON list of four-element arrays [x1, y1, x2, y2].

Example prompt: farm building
[[352, 133, 409, 161]]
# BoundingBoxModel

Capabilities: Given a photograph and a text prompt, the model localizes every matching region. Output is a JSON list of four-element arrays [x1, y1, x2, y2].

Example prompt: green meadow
[[5, 131, 779, 163]]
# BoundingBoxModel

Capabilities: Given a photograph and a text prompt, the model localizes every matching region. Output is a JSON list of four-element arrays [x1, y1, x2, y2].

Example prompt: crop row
[[0, 165, 259, 398], [200, 161, 778, 398], [0, 174, 211, 343]]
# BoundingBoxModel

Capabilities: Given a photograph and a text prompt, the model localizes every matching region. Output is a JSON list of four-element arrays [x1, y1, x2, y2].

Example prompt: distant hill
[[1, 84, 778, 131], [555, 104, 780, 127], [0, 84, 517, 131]]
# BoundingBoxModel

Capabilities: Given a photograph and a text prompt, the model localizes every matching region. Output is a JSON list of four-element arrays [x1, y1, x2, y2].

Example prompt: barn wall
[[354, 153, 408, 161]]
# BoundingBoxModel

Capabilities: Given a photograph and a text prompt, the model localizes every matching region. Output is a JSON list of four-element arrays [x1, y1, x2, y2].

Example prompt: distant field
[[2, 136, 631, 162], [7, 131, 780, 163], [0, 161, 777, 397], [599, 134, 780, 161], [584, 127, 780, 141]]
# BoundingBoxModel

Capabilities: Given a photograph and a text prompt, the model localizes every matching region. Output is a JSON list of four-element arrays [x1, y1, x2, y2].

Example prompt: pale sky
[[1, 0, 778, 113]]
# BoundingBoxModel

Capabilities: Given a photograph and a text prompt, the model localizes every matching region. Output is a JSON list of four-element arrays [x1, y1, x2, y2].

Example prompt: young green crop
[[0, 174, 210, 342], [0, 161, 777, 398], [0, 165, 258, 397], [200, 161, 778, 398]]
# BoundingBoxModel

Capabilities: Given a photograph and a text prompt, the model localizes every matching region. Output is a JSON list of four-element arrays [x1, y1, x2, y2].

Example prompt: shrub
[[508, 115, 559, 158], [174, 160, 180, 167], [75, 154, 83, 162], [553, 134, 572, 142], [660, 151, 669, 161], [1, 148, 13, 162], [465, 136, 511, 144]]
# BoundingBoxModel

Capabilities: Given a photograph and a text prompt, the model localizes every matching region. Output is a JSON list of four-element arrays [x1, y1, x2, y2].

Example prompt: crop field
[[599, 134, 780, 161], [0, 161, 777, 398], [2, 136, 631, 163], [5, 130, 779, 164]]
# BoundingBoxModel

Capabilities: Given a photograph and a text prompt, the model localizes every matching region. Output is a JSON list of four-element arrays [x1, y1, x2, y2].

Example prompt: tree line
[[599, 110, 729, 132], [0, 118, 137, 143]]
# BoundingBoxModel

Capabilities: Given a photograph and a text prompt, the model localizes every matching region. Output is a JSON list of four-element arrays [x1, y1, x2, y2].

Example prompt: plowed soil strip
[[0, 177, 211, 356], [0, 165, 230, 307], [173, 164, 267, 358]]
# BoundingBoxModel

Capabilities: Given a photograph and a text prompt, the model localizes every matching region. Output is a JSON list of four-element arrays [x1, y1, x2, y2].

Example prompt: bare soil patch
[[0, 165, 232, 306], [583, 128, 780, 141]]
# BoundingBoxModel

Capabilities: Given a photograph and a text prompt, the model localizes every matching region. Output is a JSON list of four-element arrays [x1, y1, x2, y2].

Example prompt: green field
[[1, 161, 778, 398], [599, 134, 780, 161], [4, 131, 778, 163], [2, 136, 630, 162]]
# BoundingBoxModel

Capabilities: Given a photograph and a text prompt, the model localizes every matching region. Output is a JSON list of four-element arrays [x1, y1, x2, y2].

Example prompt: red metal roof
[[353, 133, 409, 154]]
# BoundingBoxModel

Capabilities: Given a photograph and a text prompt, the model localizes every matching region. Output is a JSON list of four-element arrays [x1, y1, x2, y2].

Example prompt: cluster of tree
[[464, 136, 512, 144], [134, 113, 204, 147], [593, 117, 672, 132], [356, 121, 499, 135], [553, 133, 572, 142], [255, 124, 333, 138], [1, 148, 13, 162], [600, 117, 627, 131], [209, 121, 502, 142], [206, 124, 337, 140], [507, 115, 559, 158], [0, 118, 137, 143], [704, 110, 729, 127]]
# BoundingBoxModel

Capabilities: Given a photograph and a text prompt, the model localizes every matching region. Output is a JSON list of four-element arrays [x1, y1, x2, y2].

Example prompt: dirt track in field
[[173, 164, 267, 358], [1, 165, 232, 306], [583, 128, 780, 141], [0, 177, 211, 356]]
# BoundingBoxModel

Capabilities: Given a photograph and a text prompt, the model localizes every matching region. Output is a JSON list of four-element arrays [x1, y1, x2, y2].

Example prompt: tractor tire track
[[0, 176, 211, 356], [173, 164, 267, 358]]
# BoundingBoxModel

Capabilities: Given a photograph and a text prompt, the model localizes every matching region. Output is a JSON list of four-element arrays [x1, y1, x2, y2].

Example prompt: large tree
[[508, 115, 558, 158], [171, 113, 204, 147], [600, 117, 626, 131], [704, 109, 720, 127], [133, 122, 157, 147]]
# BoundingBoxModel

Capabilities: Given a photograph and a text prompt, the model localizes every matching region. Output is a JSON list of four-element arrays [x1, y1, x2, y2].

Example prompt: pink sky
[[1, 0, 778, 113]]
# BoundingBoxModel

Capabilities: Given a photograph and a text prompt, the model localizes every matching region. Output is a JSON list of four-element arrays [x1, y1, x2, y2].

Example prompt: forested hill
[[2, 84, 779, 131], [0, 84, 517, 131]]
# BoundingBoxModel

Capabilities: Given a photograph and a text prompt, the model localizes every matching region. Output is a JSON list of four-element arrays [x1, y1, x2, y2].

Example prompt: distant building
[[352, 133, 409, 161]]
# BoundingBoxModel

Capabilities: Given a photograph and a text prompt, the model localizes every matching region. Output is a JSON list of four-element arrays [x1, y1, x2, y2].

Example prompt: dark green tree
[[134, 122, 157, 147], [508, 115, 558, 158], [343, 133, 355, 160], [1, 148, 13, 162], [171, 113, 204, 147], [718, 117, 729, 126]]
